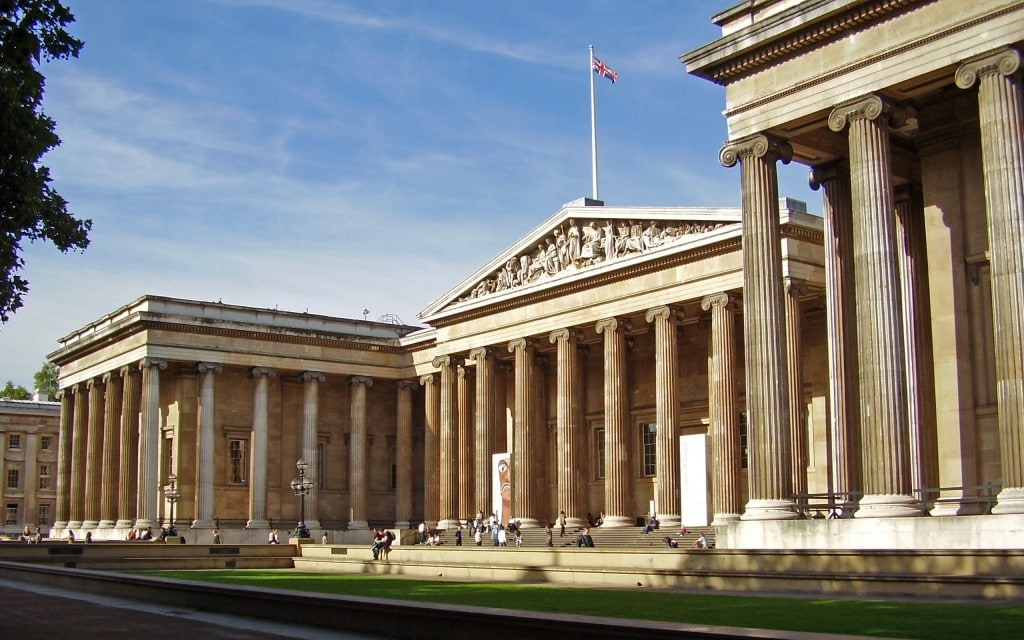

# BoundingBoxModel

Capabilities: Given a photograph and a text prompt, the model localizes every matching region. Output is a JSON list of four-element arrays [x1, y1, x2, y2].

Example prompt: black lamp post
[[165, 473, 180, 537], [290, 458, 313, 539]]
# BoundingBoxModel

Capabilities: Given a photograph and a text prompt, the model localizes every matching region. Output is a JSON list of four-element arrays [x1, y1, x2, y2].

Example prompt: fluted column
[[82, 377, 105, 530], [720, 133, 797, 520], [895, 188, 939, 506], [809, 162, 862, 511], [702, 293, 743, 523], [784, 278, 808, 498], [116, 365, 141, 529], [98, 370, 123, 529], [644, 307, 682, 528], [470, 347, 495, 520], [137, 358, 167, 530], [432, 355, 461, 529], [957, 48, 1024, 514], [420, 373, 440, 526], [595, 318, 633, 527], [67, 383, 88, 530], [395, 380, 415, 528], [347, 375, 373, 529], [246, 366, 274, 529], [53, 389, 73, 530], [457, 363, 473, 521], [298, 371, 324, 530], [508, 338, 540, 527], [192, 363, 221, 529], [549, 329, 586, 528], [830, 95, 918, 517]]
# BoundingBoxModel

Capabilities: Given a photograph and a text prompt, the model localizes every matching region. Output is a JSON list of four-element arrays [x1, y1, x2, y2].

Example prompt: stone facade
[[0, 395, 60, 537]]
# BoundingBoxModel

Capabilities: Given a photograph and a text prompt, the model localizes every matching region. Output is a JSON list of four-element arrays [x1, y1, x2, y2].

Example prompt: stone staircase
[[515, 525, 715, 549]]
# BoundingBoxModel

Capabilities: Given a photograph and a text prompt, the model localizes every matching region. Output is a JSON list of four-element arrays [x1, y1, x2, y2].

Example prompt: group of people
[[371, 528, 396, 560], [19, 526, 42, 543]]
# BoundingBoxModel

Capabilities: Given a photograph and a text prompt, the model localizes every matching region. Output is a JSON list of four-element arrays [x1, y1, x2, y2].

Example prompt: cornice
[[143, 320, 406, 354]]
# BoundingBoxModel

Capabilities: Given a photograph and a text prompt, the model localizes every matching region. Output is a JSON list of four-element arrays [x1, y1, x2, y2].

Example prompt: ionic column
[[116, 365, 141, 529], [644, 307, 682, 528], [809, 162, 862, 511], [298, 371, 324, 530], [549, 329, 586, 528], [595, 318, 633, 527], [719, 133, 797, 520], [395, 380, 415, 528], [956, 49, 1024, 514], [829, 95, 918, 517], [508, 338, 540, 527], [702, 293, 742, 523], [469, 347, 496, 520], [895, 188, 939, 506], [246, 366, 275, 529], [98, 370, 123, 529], [82, 377, 105, 530], [192, 363, 222, 529], [433, 355, 461, 529], [348, 375, 373, 530], [136, 358, 167, 530], [68, 383, 87, 530], [420, 373, 439, 526], [457, 362, 474, 520], [784, 278, 808, 498], [53, 389, 73, 530]]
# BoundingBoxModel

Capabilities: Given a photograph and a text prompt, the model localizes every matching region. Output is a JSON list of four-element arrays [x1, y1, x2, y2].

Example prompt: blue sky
[[0, 0, 818, 389]]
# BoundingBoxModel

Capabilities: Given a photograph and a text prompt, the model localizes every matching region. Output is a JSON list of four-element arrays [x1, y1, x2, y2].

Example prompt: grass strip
[[142, 570, 1024, 639]]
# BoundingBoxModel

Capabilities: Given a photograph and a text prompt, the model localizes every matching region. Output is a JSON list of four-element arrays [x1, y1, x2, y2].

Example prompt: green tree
[[1, 379, 30, 399], [0, 0, 89, 323], [33, 359, 57, 390]]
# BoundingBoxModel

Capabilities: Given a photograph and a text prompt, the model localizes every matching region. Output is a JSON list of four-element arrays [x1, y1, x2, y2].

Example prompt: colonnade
[[717, 46, 1024, 518]]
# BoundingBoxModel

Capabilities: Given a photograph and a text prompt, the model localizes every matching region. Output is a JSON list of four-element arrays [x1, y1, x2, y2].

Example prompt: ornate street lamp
[[290, 458, 313, 539], [165, 473, 180, 537]]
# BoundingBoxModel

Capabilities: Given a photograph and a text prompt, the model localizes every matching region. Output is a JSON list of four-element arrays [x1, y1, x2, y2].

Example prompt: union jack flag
[[592, 57, 618, 84]]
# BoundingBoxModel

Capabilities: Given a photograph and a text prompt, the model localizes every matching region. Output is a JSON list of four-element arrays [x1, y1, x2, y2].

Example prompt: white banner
[[680, 434, 709, 526]]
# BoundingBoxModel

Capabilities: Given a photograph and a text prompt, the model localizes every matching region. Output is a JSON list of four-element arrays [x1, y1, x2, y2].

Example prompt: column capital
[[595, 317, 630, 334], [396, 379, 417, 391], [719, 133, 792, 168], [350, 375, 374, 387], [701, 292, 738, 312], [644, 305, 683, 324], [548, 328, 582, 344], [507, 337, 536, 353], [468, 346, 493, 361], [139, 358, 168, 371], [828, 94, 906, 132], [197, 362, 223, 375], [247, 366, 275, 379], [784, 276, 809, 297], [956, 48, 1021, 89], [808, 160, 848, 191], [419, 373, 436, 387], [85, 377, 104, 391], [101, 370, 120, 385], [431, 354, 464, 368], [298, 370, 324, 383]]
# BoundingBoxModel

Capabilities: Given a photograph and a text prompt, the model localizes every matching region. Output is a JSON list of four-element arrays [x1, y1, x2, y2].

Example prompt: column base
[[854, 494, 922, 518], [599, 515, 634, 528], [97, 520, 116, 529], [511, 517, 540, 529], [245, 519, 270, 529], [992, 487, 1024, 515], [67, 520, 84, 530], [347, 520, 369, 530], [134, 519, 157, 530], [712, 513, 741, 525], [741, 499, 799, 521], [395, 520, 412, 529], [82, 520, 100, 530], [53, 521, 68, 530], [438, 518, 462, 530], [565, 517, 587, 528], [658, 514, 681, 530], [190, 519, 217, 529], [303, 519, 322, 530]]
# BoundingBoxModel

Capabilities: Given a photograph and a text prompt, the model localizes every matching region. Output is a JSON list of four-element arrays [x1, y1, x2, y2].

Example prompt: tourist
[[212, 529, 221, 544], [577, 527, 595, 548], [693, 533, 709, 549]]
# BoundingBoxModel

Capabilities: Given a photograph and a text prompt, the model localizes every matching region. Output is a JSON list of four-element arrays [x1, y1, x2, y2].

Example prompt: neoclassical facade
[[684, 0, 1024, 546], [46, 0, 1024, 548]]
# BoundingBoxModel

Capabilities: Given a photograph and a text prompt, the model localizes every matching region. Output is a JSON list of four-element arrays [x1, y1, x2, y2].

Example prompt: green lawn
[[144, 569, 1024, 639]]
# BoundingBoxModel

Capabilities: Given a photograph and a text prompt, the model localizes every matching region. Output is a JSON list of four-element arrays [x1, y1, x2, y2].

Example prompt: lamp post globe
[[165, 473, 181, 537], [291, 458, 313, 539]]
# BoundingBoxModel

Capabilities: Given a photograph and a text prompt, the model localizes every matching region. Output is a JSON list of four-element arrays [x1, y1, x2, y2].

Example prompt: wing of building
[[45, 0, 1024, 549]]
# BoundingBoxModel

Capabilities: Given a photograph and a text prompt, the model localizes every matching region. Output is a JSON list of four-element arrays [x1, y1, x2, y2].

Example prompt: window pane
[[7, 468, 19, 489], [642, 423, 657, 477], [228, 439, 248, 485], [596, 428, 606, 479]]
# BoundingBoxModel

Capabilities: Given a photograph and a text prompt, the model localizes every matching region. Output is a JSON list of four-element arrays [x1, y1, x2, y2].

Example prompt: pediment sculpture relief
[[460, 218, 727, 302]]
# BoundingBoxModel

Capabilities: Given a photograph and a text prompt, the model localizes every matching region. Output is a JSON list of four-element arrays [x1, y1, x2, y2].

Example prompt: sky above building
[[0, 0, 819, 389]]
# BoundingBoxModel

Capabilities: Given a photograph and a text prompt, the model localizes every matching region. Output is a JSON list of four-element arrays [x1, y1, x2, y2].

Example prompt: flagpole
[[589, 44, 599, 201]]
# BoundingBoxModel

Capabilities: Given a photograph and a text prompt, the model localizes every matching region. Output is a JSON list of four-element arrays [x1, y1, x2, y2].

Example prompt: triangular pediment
[[419, 198, 742, 322]]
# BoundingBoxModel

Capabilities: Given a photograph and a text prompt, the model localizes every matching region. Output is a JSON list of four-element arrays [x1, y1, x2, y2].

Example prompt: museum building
[[46, 0, 1024, 548]]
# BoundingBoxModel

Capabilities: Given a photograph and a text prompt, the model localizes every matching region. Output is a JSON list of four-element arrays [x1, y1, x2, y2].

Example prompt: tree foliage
[[0, 0, 89, 323], [1, 379, 30, 399], [33, 358, 57, 390]]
